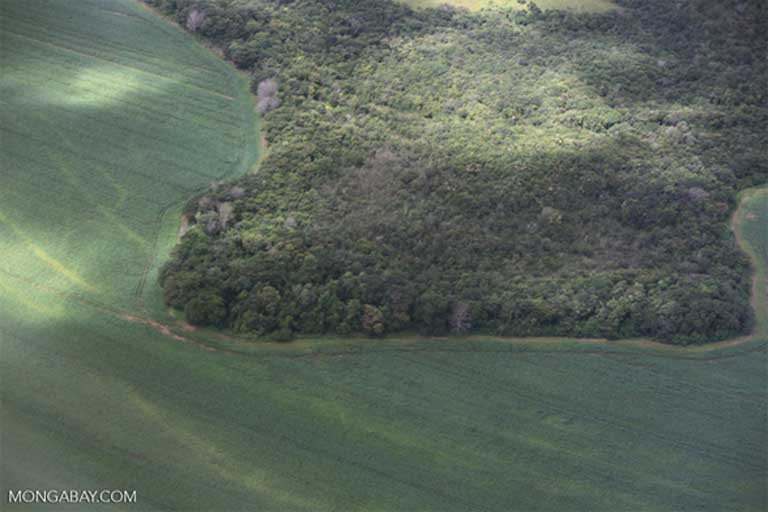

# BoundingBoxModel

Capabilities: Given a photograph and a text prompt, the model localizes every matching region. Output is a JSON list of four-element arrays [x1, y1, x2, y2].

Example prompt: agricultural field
[[1, 1, 766, 511], [0, 0, 258, 312]]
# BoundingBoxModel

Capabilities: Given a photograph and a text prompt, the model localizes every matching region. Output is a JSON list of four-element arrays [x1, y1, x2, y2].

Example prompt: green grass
[[0, 0, 258, 312], [399, 0, 620, 13], [1, 1, 766, 511], [736, 187, 768, 337]]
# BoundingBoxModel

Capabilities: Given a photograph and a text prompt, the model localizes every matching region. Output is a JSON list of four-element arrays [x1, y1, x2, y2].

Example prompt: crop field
[[399, 0, 620, 13], [1, 1, 766, 511], [0, 0, 258, 311], [737, 188, 768, 337]]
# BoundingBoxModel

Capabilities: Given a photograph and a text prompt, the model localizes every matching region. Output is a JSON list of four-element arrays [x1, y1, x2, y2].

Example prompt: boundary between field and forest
[[9, 2, 757, 362], [732, 186, 768, 338], [129, 0, 263, 314]]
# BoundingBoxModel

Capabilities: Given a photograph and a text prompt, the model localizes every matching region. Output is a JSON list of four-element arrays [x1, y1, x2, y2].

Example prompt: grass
[[0, 0, 258, 312], [1, 1, 766, 511], [736, 187, 768, 337], [399, 0, 620, 13]]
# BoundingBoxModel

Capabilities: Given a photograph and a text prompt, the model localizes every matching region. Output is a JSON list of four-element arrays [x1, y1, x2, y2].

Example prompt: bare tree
[[257, 96, 280, 114], [257, 78, 278, 98], [217, 202, 234, 228], [228, 186, 246, 200], [686, 186, 709, 202], [198, 195, 214, 210], [186, 9, 205, 32], [256, 78, 280, 114], [450, 301, 471, 333]]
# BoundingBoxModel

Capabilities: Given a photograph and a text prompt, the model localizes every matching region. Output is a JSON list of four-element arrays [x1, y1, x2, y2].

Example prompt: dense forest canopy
[[148, 0, 767, 344]]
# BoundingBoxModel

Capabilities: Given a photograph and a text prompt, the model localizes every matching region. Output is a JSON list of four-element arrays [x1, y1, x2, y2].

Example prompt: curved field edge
[[155, 185, 768, 360], [130, 2, 261, 317], [0, 0, 259, 316], [733, 186, 768, 338]]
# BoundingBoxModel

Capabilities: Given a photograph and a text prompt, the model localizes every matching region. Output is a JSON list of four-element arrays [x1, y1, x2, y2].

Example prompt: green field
[[1, 1, 766, 511], [399, 0, 619, 12], [737, 187, 768, 339], [0, 0, 258, 312]]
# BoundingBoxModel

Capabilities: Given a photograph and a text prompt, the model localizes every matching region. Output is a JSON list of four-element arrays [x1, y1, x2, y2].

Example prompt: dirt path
[[116, 312, 216, 352]]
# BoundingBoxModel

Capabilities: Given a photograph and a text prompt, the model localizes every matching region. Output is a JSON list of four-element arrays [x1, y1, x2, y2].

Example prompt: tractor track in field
[[132, 202, 175, 308], [0, 267, 213, 351], [731, 186, 768, 337]]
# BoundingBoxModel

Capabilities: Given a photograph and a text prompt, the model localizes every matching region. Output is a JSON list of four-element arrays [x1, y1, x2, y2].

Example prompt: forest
[[147, 0, 767, 344]]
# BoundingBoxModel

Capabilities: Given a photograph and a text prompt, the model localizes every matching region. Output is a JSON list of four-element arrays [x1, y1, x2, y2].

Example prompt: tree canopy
[[148, 0, 767, 344]]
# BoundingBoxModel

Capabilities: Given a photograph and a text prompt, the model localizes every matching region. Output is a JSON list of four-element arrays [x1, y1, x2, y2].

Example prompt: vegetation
[[736, 187, 768, 336], [0, 0, 258, 312], [151, 0, 767, 344], [400, 0, 619, 12], [1, 2, 766, 511]]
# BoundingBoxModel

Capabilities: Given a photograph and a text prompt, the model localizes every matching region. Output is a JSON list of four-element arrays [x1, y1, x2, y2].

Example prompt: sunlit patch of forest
[[400, 0, 619, 13], [149, 0, 767, 344]]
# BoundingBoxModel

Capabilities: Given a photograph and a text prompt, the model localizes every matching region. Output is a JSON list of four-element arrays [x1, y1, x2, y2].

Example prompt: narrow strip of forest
[[143, 187, 767, 359]]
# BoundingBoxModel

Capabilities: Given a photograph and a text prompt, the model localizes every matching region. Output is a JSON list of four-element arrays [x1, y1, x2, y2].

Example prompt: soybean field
[[0, 0, 258, 312]]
